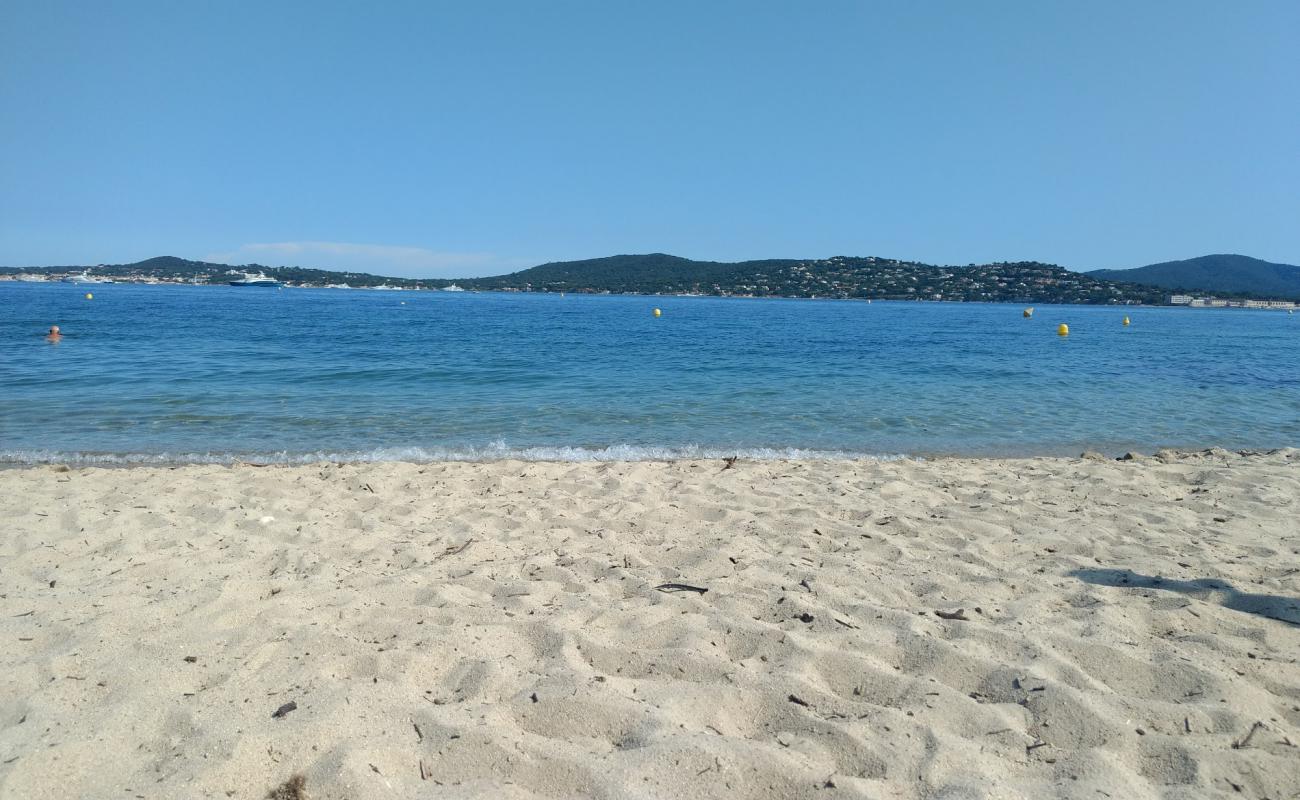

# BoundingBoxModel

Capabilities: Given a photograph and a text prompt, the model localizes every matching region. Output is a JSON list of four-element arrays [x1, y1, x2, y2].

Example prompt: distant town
[[1167, 294, 1297, 310]]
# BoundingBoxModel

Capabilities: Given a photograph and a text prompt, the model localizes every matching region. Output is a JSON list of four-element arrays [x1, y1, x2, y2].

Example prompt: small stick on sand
[[435, 539, 474, 560], [1233, 721, 1266, 749], [935, 609, 970, 621], [271, 701, 298, 719], [654, 583, 709, 594]]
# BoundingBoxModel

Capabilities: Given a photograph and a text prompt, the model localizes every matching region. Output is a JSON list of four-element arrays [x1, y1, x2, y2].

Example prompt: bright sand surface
[[1, 451, 1298, 799]]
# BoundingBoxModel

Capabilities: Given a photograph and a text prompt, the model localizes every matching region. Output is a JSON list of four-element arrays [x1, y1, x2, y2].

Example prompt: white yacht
[[62, 271, 113, 284], [441, 284, 466, 292], [229, 272, 283, 287]]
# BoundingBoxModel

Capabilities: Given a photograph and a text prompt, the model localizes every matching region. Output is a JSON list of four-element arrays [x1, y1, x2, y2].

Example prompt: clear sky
[[2, 1, 1297, 277]]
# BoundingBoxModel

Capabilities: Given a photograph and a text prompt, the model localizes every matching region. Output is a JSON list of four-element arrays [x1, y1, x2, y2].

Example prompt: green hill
[[460, 254, 1164, 303], [462, 254, 800, 294], [1089, 254, 1300, 299]]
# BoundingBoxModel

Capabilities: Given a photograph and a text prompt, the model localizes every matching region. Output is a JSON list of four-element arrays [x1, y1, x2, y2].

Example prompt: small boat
[[441, 284, 465, 292], [62, 271, 113, 285], [229, 272, 282, 287]]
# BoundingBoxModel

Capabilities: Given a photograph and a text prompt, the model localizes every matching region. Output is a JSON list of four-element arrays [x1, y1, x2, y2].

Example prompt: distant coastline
[[4, 252, 1299, 306], [7, 278, 1300, 311]]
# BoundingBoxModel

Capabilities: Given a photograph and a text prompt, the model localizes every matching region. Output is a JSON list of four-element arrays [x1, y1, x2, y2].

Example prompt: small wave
[[0, 442, 904, 467]]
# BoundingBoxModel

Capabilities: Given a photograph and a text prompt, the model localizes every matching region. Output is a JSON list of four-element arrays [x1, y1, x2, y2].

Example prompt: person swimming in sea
[[45, 325, 62, 342]]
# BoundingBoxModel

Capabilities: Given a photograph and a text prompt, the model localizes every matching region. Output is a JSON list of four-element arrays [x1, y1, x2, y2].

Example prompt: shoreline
[[8, 279, 1299, 309], [10, 279, 1300, 310], [2, 449, 1297, 797], [1, 445, 1295, 470]]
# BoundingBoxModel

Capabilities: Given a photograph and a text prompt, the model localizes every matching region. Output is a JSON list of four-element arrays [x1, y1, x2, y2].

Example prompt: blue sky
[[2, 1, 1297, 277]]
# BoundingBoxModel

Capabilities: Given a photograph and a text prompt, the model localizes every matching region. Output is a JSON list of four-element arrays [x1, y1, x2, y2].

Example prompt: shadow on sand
[[1069, 568, 1300, 626]]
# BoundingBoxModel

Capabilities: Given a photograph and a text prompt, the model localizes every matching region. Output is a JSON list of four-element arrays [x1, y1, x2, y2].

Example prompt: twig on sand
[[788, 694, 810, 707], [434, 539, 474, 560], [271, 701, 298, 719], [654, 583, 709, 594], [935, 609, 970, 621], [720, 456, 738, 471], [1233, 721, 1266, 749], [419, 759, 429, 780]]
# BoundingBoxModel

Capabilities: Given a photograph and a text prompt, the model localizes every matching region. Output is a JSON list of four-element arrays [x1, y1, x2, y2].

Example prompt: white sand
[[1, 450, 1298, 799]]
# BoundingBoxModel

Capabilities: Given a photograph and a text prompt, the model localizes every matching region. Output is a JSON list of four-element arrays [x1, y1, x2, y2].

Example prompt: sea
[[2, 282, 1297, 465]]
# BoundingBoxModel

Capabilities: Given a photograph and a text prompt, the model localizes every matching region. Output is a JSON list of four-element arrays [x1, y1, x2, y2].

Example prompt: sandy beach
[[1, 450, 1297, 799]]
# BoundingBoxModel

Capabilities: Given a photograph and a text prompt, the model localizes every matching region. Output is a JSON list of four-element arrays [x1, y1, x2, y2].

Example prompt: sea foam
[[0, 442, 901, 467]]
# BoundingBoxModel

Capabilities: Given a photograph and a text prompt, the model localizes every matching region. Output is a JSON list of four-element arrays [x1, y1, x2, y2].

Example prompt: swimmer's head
[[49, 325, 60, 334]]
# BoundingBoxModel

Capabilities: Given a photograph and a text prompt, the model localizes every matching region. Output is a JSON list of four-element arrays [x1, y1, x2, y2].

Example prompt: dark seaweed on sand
[[266, 773, 306, 800]]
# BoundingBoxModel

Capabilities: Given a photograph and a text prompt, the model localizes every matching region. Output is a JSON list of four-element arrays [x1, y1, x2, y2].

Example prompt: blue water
[[2, 282, 1297, 463]]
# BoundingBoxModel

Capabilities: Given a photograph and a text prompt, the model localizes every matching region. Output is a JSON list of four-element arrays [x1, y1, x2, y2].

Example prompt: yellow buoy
[[1057, 323, 1069, 336], [653, 308, 662, 317], [1023, 308, 1033, 318], [84, 292, 93, 300], [1122, 316, 1130, 326]]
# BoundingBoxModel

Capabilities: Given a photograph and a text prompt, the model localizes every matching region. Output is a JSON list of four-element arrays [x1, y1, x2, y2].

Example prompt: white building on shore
[[1169, 293, 1296, 310]]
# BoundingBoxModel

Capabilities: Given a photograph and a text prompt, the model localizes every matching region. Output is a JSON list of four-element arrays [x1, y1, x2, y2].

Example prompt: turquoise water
[[1, 282, 1297, 463]]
